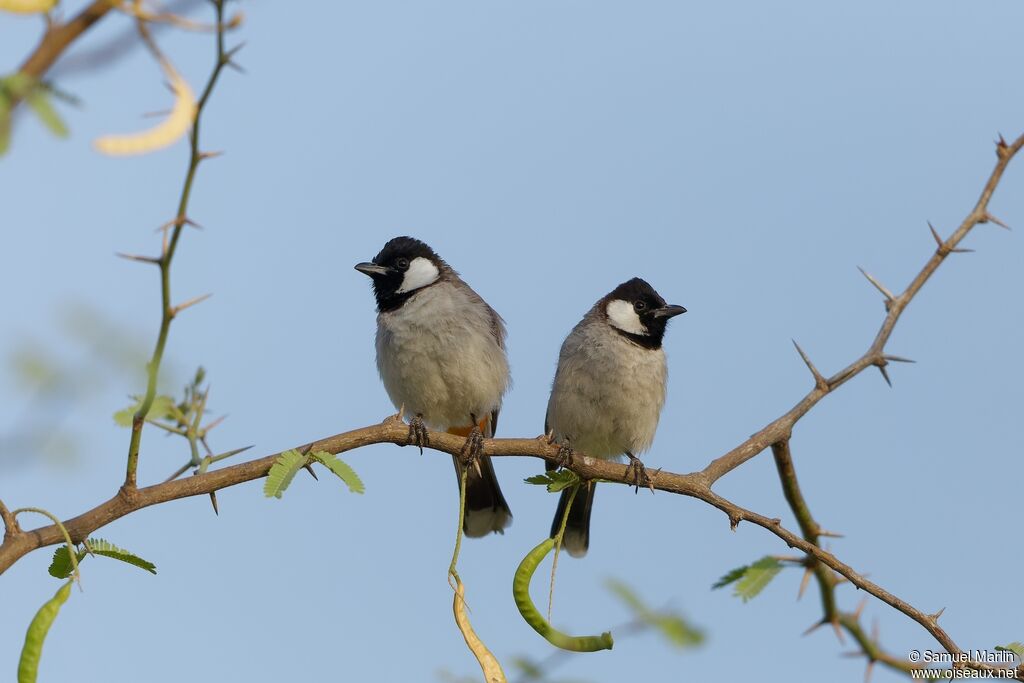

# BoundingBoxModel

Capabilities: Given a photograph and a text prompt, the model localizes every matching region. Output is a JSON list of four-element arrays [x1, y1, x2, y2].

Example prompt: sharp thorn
[[883, 354, 915, 364], [209, 491, 219, 515], [928, 221, 944, 247], [304, 463, 319, 481], [797, 566, 813, 600], [817, 528, 845, 538], [876, 364, 892, 388], [172, 292, 213, 315], [198, 150, 225, 160], [831, 618, 846, 644], [929, 607, 945, 622], [871, 618, 880, 642], [225, 60, 246, 74], [950, 247, 975, 254], [802, 618, 827, 637], [202, 414, 227, 432], [857, 266, 896, 302], [985, 212, 1011, 230], [792, 339, 828, 389], [864, 658, 876, 683], [853, 597, 868, 619], [224, 42, 246, 60], [115, 251, 161, 264], [841, 650, 864, 658], [183, 217, 203, 230]]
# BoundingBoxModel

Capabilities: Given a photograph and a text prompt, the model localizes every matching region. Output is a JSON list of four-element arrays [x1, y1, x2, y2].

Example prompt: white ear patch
[[397, 256, 441, 293], [606, 299, 647, 335]]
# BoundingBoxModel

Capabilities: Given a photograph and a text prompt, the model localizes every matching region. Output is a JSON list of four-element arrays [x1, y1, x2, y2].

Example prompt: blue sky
[[1, 2, 1022, 681]]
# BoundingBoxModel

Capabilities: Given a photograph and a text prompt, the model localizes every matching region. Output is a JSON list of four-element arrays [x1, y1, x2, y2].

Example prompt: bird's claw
[[624, 453, 654, 494], [555, 442, 575, 469], [459, 426, 485, 477], [407, 414, 429, 455]]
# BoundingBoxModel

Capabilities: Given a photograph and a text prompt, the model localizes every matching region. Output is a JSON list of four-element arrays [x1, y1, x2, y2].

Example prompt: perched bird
[[355, 236, 513, 537], [545, 278, 685, 557]]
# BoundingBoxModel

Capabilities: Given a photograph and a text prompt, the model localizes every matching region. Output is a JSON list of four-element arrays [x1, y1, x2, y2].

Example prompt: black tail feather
[[454, 454, 513, 537], [550, 481, 596, 558]]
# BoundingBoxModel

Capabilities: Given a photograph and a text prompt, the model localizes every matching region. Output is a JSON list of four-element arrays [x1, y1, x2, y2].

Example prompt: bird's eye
[[395, 258, 410, 270], [634, 300, 647, 312]]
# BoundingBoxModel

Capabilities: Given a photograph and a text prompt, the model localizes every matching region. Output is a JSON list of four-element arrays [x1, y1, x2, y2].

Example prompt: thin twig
[[0, 498, 20, 538], [124, 0, 232, 490]]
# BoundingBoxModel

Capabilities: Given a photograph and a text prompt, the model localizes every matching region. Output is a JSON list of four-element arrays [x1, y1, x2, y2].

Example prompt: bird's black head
[[601, 277, 686, 349], [355, 236, 447, 312]]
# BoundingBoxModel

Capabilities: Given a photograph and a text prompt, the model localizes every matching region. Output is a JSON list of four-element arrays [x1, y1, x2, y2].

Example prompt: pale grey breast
[[376, 277, 510, 430], [546, 311, 667, 460]]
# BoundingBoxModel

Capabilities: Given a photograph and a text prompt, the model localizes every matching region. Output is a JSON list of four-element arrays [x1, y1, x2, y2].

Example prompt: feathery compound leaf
[[711, 564, 750, 590], [264, 449, 306, 498], [85, 538, 156, 574], [995, 643, 1024, 661], [310, 451, 364, 494], [606, 578, 704, 649], [49, 539, 156, 577], [24, 88, 67, 138], [48, 546, 86, 579], [524, 470, 579, 492], [113, 394, 177, 427], [732, 557, 783, 602]]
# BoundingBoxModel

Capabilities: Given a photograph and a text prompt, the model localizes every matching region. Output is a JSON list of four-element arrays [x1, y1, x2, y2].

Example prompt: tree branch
[[0, 498, 20, 540], [701, 132, 1024, 485], [0, 415, 1017, 678], [6, 0, 114, 112]]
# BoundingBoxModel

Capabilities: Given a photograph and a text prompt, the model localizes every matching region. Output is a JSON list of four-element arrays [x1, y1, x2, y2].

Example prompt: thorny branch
[[122, 0, 234, 490], [773, 441, 929, 680], [701, 133, 1024, 485]]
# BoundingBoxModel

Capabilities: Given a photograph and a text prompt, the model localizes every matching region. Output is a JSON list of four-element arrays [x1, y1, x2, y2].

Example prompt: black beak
[[354, 262, 391, 277], [651, 304, 687, 319]]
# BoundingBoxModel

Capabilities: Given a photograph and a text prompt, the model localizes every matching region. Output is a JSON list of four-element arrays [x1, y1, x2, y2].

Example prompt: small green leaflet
[[113, 394, 177, 427], [48, 538, 156, 579], [606, 578, 704, 648], [995, 642, 1023, 661], [310, 451, 364, 494], [24, 89, 67, 138], [524, 470, 579, 493], [264, 449, 307, 498], [712, 556, 783, 602], [711, 564, 749, 590]]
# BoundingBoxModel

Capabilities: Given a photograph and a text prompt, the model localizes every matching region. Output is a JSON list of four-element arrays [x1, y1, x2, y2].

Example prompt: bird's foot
[[555, 442, 575, 469], [407, 414, 429, 455], [624, 452, 654, 494], [459, 425, 485, 477]]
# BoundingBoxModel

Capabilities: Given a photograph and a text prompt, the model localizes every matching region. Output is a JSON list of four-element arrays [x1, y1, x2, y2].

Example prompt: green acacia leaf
[[524, 470, 579, 493], [47, 546, 85, 579], [49, 539, 156, 577], [732, 557, 783, 602], [264, 449, 306, 499], [606, 578, 704, 649], [85, 538, 156, 574], [995, 642, 1024, 661], [113, 394, 177, 427], [25, 90, 67, 138], [310, 451, 364, 494], [711, 564, 750, 590]]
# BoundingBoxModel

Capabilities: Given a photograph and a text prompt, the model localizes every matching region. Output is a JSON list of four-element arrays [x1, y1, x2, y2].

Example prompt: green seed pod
[[18, 579, 72, 683], [512, 538, 613, 652]]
